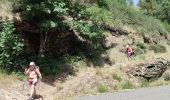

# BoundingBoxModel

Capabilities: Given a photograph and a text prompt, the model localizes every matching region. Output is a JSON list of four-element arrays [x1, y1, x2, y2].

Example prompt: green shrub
[[163, 71, 170, 81], [122, 81, 134, 89], [136, 43, 147, 49], [133, 43, 147, 56], [162, 21, 170, 34], [140, 79, 150, 87], [167, 40, 170, 45], [112, 73, 122, 82], [0, 21, 23, 72], [96, 68, 102, 76], [12, 71, 26, 81], [149, 44, 166, 53], [133, 47, 144, 55], [104, 55, 115, 65], [97, 84, 108, 93]]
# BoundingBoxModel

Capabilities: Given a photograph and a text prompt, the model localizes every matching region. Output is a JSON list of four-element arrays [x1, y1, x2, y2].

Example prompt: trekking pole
[[22, 78, 27, 94]]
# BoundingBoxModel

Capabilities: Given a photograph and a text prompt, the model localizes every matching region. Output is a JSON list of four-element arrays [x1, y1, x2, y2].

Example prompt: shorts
[[28, 78, 37, 87], [127, 52, 132, 57]]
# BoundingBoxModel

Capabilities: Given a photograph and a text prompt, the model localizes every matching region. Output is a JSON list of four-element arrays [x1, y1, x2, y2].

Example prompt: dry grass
[[0, 0, 17, 20], [0, 43, 169, 100], [0, 72, 18, 87]]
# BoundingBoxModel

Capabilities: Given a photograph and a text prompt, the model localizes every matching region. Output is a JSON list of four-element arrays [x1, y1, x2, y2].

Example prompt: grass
[[0, 0, 13, 13], [96, 83, 108, 93], [140, 79, 150, 87], [122, 81, 134, 89], [0, 72, 18, 87], [149, 44, 167, 53], [112, 73, 122, 82], [96, 68, 103, 76]]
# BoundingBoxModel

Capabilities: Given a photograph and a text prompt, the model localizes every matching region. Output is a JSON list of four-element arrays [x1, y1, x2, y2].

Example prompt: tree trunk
[[39, 32, 48, 57]]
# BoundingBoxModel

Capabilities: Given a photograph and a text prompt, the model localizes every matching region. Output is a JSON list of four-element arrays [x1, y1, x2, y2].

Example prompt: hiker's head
[[29, 62, 35, 70], [126, 44, 129, 48]]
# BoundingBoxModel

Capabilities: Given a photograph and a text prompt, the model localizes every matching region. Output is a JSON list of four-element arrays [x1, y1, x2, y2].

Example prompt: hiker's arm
[[25, 68, 30, 75], [36, 68, 42, 79]]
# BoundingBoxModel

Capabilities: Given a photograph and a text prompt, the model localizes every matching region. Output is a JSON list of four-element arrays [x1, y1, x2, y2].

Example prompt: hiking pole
[[22, 80, 25, 94]]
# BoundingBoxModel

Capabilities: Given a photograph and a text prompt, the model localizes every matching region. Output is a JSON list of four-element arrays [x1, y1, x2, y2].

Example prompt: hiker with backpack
[[125, 44, 133, 60], [25, 62, 42, 100]]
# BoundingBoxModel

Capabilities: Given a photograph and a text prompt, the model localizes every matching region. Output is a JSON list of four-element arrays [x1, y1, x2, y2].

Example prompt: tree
[[138, 0, 153, 14], [0, 21, 23, 72], [20, 0, 109, 56], [139, 0, 170, 23]]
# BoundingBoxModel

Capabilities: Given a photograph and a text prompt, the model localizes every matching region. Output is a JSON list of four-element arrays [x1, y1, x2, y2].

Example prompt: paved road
[[73, 85, 170, 100]]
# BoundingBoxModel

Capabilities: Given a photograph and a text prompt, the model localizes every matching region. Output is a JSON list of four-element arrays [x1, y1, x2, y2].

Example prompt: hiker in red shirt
[[125, 45, 133, 60], [25, 62, 42, 100]]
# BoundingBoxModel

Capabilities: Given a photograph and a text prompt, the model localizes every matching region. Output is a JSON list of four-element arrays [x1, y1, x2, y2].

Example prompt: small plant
[[163, 71, 170, 81], [12, 71, 26, 81], [122, 81, 134, 89], [149, 44, 166, 53], [134, 43, 147, 56], [133, 47, 144, 55], [136, 43, 147, 49], [113, 84, 119, 90], [97, 84, 108, 93], [96, 68, 102, 76], [112, 73, 122, 82], [140, 79, 150, 87], [167, 41, 170, 46]]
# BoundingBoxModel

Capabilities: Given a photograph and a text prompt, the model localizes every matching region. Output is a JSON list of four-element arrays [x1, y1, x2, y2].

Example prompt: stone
[[126, 58, 170, 81]]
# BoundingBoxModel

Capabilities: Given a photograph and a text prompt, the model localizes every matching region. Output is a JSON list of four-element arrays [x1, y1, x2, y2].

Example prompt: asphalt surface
[[73, 85, 170, 100]]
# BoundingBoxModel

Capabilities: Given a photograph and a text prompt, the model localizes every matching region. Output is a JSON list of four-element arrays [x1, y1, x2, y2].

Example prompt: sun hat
[[29, 62, 35, 66]]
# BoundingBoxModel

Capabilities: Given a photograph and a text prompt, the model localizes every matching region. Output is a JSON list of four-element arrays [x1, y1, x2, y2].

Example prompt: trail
[[0, 80, 56, 100]]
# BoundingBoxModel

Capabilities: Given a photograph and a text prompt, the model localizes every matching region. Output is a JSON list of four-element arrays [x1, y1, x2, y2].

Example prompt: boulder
[[126, 58, 170, 81], [143, 34, 165, 44]]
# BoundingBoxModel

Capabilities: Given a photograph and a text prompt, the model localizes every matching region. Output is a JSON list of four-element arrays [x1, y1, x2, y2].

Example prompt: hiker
[[125, 44, 133, 60], [25, 62, 42, 100]]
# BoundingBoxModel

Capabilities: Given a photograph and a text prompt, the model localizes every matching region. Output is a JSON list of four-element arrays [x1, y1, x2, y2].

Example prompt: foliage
[[112, 73, 122, 82], [96, 68, 103, 76], [20, 0, 105, 42], [0, 21, 23, 72], [136, 42, 147, 49], [96, 83, 108, 93], [139, 0, 170, 23], [140, 79, 150, 87], [149, 44, 167, 53], [133, 42, 147, 56], [162, 21, 170, 33], [122, 81, 134, 89], [163, 71, 170, 81]]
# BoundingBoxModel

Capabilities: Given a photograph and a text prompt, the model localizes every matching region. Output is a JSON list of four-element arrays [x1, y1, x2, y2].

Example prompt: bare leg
[[33, 87, 36, 98], [29, 85, 36, 99]]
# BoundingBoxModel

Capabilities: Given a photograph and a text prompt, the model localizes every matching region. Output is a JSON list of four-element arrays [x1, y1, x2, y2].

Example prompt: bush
[[112, 73, 122, 82], [122, 81, 134, 89], [96, 68, 102, 76], [162, 21, 170, 34], [140, 79, 150, 87], [163, 71, 170, 81], [136, 43, 147, 49], [149, 44, 166, 53], [133, 47, 144, 55], [97, 84, 108, 93], [0, 21, 23, 72], [167, 40, 170, 45]]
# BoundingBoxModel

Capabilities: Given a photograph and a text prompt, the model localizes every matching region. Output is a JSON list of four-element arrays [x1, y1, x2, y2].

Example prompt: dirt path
[[0, 79, 56, 100]]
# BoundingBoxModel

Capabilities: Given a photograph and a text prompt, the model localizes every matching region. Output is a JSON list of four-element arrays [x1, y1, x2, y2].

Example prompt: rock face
[[126, 58, 170, 81]]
